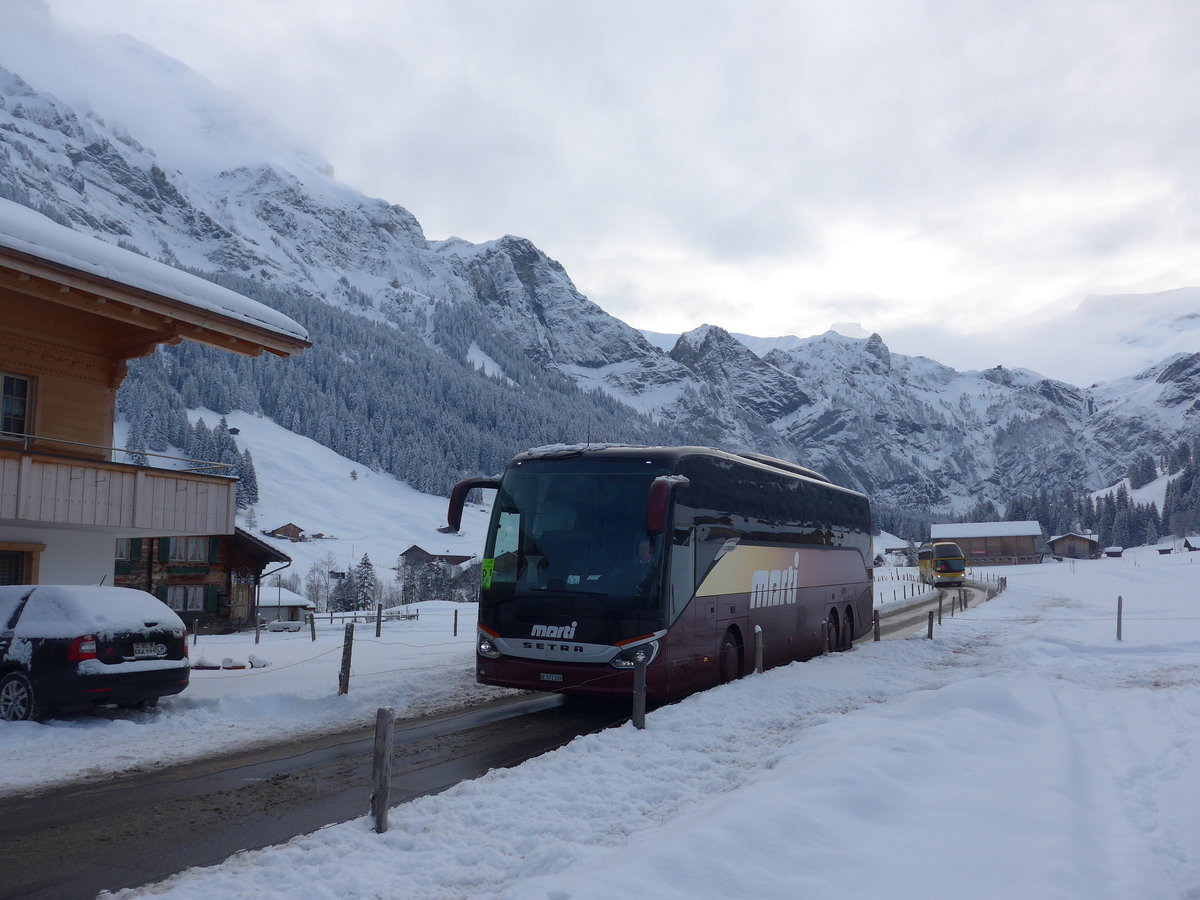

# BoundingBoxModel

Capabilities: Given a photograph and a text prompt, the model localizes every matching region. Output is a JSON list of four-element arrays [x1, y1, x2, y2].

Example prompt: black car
[[0, 585, 190, 721]]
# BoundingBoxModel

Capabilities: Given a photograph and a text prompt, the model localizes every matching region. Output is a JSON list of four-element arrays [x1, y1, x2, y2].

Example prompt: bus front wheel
[[718, 630, 741, 683]]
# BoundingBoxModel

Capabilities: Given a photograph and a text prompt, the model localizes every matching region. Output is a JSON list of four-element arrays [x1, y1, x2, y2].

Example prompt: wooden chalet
[[0, 199, 310, 586], [1046, 532, 1102, 560], [398, 544, 476, 574], [113, 528, 292, 631], [266, 523, 306, 541]]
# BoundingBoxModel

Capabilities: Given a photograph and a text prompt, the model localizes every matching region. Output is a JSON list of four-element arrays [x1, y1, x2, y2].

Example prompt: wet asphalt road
[[0, 694, 629, 900]]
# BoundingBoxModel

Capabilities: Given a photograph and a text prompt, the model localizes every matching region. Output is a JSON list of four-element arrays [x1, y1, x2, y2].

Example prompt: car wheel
[[0, 672, 40, 722]]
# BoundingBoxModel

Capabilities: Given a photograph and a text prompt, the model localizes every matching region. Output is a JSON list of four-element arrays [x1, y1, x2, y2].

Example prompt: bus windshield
[[483, 457, 671, 602]]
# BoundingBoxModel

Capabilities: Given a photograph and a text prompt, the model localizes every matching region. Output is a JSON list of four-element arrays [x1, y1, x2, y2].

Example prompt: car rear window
[[0, 586, 35, 630]]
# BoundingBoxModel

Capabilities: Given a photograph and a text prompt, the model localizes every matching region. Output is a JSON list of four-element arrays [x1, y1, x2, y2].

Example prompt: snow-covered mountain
[[1, 3, 1196, 517]]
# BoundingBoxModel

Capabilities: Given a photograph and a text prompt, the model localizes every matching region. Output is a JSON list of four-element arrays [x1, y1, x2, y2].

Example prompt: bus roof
[[512, 445, 864, 499]]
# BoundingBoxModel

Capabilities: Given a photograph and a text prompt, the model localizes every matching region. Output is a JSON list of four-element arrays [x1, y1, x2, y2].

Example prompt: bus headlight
[[478, 637, 502, 659], [609, 640, 660, 669]]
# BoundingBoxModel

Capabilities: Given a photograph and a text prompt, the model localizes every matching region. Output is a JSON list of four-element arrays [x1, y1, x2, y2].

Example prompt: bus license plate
[[539, 673, 564, 682]]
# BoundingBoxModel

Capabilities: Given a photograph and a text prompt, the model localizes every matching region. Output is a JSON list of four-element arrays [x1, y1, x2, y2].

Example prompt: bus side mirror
[[441, 477, 500, 534], [646, 475, 689, 536]]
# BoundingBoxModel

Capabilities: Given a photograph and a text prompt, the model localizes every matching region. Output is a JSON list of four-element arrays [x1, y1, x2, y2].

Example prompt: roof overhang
[[0, 244, 310, 359]]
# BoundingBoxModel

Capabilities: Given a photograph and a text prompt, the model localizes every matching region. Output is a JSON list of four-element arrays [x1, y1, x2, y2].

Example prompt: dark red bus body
[[454, 446, 873, 701]]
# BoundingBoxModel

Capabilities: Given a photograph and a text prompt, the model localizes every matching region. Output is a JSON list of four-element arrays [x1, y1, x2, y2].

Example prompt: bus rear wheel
[[839, 619, 853, 651], [718, 630, 741, 683]]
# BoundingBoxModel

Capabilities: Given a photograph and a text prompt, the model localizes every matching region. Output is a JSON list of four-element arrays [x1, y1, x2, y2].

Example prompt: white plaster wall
[[0, 526, 117, 584]]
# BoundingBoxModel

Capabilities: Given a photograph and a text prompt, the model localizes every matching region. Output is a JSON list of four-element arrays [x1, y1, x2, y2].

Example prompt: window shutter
[[155, 585, 168, 604], [131, 538, 142, 561], [158, 539, 170, 563], [205, 585, 219, 612], [208, 537, 220, 564]]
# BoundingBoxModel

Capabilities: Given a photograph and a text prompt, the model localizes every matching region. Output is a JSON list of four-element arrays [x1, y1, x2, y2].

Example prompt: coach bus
[[918, 540, 967, 586], [443, 445, 874, 701]]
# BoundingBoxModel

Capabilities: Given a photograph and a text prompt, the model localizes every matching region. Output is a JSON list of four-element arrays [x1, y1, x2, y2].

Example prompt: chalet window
[[0, 550, 26, 584], [169, 537, 208, 562], [167, 585, 205, 611], [0, 542, 44, 585], [115, 538, 131, 561], [1, 373, 32, 438]]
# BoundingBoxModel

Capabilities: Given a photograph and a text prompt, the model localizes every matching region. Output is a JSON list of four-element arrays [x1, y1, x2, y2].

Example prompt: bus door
[[663, 525, 714, 694]]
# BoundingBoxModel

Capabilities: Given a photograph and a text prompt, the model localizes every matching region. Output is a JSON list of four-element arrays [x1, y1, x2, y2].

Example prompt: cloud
[[39, 0, 1200, 382]]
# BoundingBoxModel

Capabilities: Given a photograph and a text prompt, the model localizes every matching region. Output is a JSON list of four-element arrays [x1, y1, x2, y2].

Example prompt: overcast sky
[[35, 1, 1200, 381]]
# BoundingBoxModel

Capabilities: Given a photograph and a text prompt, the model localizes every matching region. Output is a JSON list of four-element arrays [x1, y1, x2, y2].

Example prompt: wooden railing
[[0, 445, 236, 535]]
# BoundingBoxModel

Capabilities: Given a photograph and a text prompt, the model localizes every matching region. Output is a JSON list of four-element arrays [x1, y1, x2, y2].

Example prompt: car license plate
[[539, 672, 564, 682], [134, 642, 162, 658]]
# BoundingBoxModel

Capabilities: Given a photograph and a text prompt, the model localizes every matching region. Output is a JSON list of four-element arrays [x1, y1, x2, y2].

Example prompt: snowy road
[[0, 694, 627, 900]]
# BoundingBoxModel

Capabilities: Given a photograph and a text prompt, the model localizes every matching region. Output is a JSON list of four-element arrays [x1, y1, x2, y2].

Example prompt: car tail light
[[69, 634, 99, 661], [182, 630, 189, 657]]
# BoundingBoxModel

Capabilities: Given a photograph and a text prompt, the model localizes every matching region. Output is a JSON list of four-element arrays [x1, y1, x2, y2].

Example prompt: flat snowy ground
[[4, 555, 1198, 899]]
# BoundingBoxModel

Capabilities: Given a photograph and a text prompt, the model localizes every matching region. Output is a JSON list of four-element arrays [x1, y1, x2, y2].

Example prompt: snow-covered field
[[3, 550, 1197, 898]]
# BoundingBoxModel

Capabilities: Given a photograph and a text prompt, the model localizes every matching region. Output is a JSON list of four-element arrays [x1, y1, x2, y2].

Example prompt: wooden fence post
[[338, 623, 354, 695], [927, 611, 934, 639], [754, 625, 764, 674], [1116, 595, 1123, 641], [375, 603, 383, 638], [873, 609, 880, 642], [453, 608, 459, 637], [370, 707, 395, 834], [308, 612, 317, 642]]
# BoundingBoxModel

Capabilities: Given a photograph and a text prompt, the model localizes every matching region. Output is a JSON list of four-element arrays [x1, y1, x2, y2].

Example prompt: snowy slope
[[115, 409, 491, 578]]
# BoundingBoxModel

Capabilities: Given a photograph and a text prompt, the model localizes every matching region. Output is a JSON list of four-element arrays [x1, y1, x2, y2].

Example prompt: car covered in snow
[[0, 585, 189, 721]]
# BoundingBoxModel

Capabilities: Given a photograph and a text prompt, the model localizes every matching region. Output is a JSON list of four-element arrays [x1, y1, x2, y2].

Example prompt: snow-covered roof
[[931, 521, 1043, 539], [257, 586, 314, 609], [0, 198, 309, 345], [1049, 532, 1100, 544]]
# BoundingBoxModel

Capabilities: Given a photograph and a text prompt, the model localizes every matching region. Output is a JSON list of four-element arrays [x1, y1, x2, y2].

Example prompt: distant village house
[[1046, 532, 1101, 560], [266, 523, 306, 542]]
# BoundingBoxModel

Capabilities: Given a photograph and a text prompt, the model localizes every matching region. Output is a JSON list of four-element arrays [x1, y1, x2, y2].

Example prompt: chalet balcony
[[0, 439, 236, 537]]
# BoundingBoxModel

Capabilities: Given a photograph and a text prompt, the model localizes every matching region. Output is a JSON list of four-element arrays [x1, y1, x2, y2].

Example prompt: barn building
[[929, 521, 1045, 566]]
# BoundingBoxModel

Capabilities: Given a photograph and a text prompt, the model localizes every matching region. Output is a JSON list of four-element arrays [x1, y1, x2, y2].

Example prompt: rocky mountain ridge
[[1, 26, 1197, 514]]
